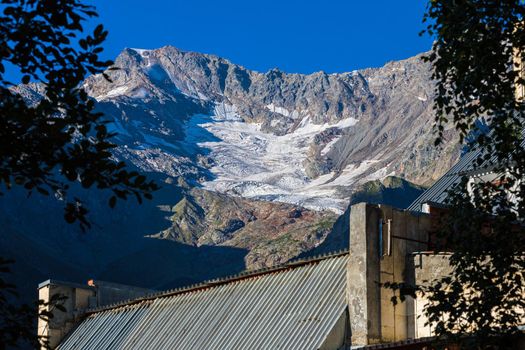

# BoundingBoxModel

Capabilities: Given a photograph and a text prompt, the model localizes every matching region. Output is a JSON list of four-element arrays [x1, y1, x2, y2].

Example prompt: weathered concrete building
[[38, 201, 445, 349], [38, 280, 154, 349], [38, 145, 524, 349]]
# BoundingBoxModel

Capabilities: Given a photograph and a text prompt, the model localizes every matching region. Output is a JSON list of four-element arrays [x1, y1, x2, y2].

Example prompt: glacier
[[77, 46, 454, 215], [181, 103, 374, 213]]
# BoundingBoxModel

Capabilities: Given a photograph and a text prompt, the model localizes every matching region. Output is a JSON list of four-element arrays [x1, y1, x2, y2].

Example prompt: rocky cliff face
[[152, 187, 338, 269], [5, 46, 458, 301], [81, 46, 459, 213]]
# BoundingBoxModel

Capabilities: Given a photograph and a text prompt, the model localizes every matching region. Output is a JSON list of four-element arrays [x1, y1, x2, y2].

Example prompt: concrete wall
[[514, 43, 525, 101], [38, 279, 155, 349], [88, 279, 155, 306], [412, 252, 525, 340], [37, 280, 95, 349], [379, 206, 431, 343], [319, 310, 349, 350], [347, 203, 431, 346], [412, 253, 453, 338]]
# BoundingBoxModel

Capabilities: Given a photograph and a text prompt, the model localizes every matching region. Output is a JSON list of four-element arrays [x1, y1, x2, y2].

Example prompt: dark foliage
[[0, 0, 158, 229], [0, 257, 67, 349], [0, 0, 159, 347], [0, 257, 35, 349], [391, 1, 525, 349]]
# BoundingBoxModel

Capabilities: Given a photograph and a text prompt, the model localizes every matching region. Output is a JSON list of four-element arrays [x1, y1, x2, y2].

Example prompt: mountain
[[79, 46, 458, 212], [4, 46, 458, 302], [302, 176, 428, 257]]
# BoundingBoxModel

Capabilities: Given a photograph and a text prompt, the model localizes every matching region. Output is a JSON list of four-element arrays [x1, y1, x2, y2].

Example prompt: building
[[38, 146, 525, 349], [39, 201, 443, 349], [37, 280, 155, 348]]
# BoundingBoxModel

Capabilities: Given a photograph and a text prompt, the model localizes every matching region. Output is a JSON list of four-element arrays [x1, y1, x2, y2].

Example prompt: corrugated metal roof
[[407, 146, 493, 212], [408, 151, 470, 212], [408, 134, 525, 213], [57, 253, 349, 350]]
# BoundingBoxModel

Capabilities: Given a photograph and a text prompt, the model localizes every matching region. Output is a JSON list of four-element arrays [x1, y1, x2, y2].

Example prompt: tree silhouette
[[0, 0, 158, 228], [0, 0, 158, 347], [414, 1, 524, 349]]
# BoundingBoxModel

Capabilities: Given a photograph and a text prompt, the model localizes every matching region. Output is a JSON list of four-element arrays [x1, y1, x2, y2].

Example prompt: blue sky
[[88, 0, 432, 74]]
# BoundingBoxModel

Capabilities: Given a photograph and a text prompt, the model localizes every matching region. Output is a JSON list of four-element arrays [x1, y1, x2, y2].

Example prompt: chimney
[[346, 203, 382, 345]]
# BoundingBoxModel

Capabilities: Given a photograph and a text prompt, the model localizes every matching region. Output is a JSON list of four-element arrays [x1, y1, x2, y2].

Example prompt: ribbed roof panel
[[407, 147, 485, 212], [408, 134, 525, 212], [57, 254, 348, 350]]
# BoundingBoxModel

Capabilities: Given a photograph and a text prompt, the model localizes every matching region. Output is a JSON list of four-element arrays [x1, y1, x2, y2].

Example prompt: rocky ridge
[[152, 187, 338, 269], [81, 46, 459, 212], [4, 46, 458, 301]]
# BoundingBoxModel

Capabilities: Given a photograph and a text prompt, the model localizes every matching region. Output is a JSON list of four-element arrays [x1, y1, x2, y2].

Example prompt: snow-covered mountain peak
[[5, 47, 463, 302], [79, 46, 460, 212]]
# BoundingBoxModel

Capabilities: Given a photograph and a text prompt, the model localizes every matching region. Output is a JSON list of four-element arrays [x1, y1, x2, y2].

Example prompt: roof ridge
[[85, 249, 349, 315]]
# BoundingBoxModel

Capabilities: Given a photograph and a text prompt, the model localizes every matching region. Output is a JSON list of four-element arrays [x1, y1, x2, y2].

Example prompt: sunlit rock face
[[83, 46, 458, 213], [4, 47, 458, 301]]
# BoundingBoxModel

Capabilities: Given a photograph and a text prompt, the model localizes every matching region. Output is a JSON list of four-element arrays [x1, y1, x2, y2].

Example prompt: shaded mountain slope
[[4, 47, 455, 305]]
